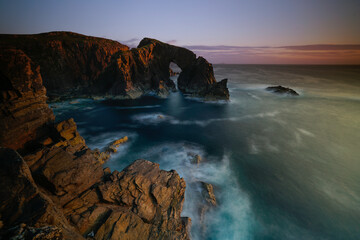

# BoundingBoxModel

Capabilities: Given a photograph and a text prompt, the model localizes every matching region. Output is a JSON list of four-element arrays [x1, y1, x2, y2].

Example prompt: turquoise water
[[51, 65, 360, 240]]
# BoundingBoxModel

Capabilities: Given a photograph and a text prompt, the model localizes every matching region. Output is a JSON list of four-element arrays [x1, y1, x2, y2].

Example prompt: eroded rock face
[[66, 160, 190, 240], [199, 78, 230, 101], [0, 148, 83, 240], [0, 32, 229, 100], [98, 160, 186, 223], [1, 143, 190, 239], [135, 38, 229, 100], [0, 32, 129, 97], [0, 119, 190, 239], [0, 49, 54, 150]]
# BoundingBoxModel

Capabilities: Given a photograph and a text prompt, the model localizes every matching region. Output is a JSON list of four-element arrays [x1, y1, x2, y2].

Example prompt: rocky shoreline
[[0, 32, 222, 239]]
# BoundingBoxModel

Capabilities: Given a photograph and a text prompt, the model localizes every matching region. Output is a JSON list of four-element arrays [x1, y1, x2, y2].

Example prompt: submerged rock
[[266, 85, 299, 96], [105, 136, 128, 153], [200, 182, 217, 207], [190, 181, 217, 237], [188, 152, 202, 165]]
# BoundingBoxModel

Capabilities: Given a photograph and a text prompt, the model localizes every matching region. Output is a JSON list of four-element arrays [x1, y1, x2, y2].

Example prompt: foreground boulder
[[0, 148, 190, 239], [67, 160, 190, 239], [0, 148, 82, 239], [266, 85, 299, 96], [0, 32, 229, 100]]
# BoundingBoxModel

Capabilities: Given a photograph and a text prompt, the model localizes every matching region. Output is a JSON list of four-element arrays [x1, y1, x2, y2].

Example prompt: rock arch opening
[[169, 62, 182, 90]]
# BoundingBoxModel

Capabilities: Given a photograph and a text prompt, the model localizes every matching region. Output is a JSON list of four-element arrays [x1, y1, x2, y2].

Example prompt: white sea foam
[[115, 105, 161, 110], [131, 113, 173, 125], [247, 92, 262, 100], [136, 142, 254, 240], [132, 111, 280, 127], [183, 95, 229, 104], [248, 135, 279, 154], [297, 128, 315, 137], [83, 131, 138, 159]]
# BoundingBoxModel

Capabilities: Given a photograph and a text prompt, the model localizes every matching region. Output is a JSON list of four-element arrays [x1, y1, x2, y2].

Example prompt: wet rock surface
[[105, 136, 128, 154]]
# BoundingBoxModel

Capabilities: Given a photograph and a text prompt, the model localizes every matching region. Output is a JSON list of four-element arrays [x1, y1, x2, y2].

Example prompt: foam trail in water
[[138, 142, 254, 240], [82, 131, 138, 160], [132, 113, 173, 125], [115, 105, 161, 109], [132, 111, 280, 127]]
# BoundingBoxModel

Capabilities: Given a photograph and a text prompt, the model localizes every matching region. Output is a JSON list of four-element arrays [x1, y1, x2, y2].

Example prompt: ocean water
[[50, 65, 360, 240]]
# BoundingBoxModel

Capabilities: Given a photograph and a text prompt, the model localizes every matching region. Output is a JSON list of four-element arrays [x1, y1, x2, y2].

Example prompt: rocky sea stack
[[266, 85, 299, 96], [0, 31, 231, 239]]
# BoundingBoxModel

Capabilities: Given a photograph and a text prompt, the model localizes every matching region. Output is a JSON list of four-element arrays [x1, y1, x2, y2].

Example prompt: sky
[[0, 0, 360, 64]]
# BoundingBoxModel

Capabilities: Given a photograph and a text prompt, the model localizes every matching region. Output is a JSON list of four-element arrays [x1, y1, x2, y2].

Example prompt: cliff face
[[0, 48, 54, 150], [0, 32, 129, 95], [0, 32, 229, 100], [0, 45, 190, 239]]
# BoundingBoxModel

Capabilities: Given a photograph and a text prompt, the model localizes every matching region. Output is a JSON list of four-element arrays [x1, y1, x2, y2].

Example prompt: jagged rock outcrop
[[105, 136, 128, 153], [0, 146, 190, 239], [200, 182, 217, 207], [66, 160, 190, 239], [199, 78, 229, 100], [132, 38, 229, 99], [266, 85, 299, 96], [0, 32, 229, 100], [0, 148, 83, 239], [0, 48, 54, 150], [0, 46, 191, 239], [198, 182, 217, 237]]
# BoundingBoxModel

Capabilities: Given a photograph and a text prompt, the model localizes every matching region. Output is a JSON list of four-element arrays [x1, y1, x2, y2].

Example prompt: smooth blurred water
[[50, 65, 360, 240]]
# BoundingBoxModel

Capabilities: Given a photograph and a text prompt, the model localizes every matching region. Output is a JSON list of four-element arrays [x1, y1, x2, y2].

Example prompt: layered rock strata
[[0, 32, 229, 100], [0, 50, 190, 239], [0, 48, 54, 150]]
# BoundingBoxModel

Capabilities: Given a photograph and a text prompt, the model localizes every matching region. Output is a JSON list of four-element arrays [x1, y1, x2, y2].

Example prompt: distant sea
[[51, 65, 360, 240]]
